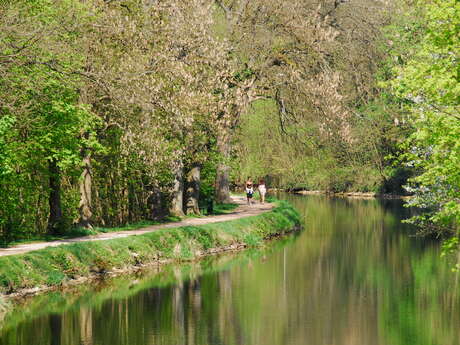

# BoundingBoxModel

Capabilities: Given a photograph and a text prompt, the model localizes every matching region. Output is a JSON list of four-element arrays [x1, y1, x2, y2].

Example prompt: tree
[[0, 0, 102, 236], [221, 0, 398, 192], [389, 0, 460, 242]]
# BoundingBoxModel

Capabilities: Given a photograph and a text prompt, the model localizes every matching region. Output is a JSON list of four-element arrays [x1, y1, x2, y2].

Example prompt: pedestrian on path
[[245, 178, 254, 205], [258, 179, 267, 204]]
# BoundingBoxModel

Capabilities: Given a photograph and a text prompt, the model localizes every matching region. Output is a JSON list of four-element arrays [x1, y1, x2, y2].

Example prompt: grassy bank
[[0, 201, 300, 295], [0, 236, 297, 333]]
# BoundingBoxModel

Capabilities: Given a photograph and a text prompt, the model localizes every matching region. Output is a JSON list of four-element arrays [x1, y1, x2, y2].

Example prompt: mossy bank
[[0, 201, 301, 296]]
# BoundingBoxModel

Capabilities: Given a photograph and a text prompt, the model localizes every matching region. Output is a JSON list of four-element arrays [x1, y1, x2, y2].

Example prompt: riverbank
[[272, 189, 409, 199], [0, 237, 296, 334], [0, 200, 300, 297]]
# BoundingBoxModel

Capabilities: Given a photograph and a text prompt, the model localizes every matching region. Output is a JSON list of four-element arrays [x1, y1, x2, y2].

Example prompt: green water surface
[[1, 195, 459, 345]]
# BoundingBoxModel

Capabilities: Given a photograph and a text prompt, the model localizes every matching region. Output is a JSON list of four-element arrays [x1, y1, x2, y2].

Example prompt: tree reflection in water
[[1, 195, 459, 345]]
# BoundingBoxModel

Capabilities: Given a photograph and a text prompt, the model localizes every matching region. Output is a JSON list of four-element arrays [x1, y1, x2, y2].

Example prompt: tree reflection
[[1, 195, 459, 345]]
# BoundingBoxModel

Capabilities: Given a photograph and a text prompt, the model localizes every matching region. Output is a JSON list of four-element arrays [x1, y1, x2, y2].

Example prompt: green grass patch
[[2, 203, 241, 248], [0, 201, 300, 294], [212, 203, 239, 215], [1, 220, 159, 248]]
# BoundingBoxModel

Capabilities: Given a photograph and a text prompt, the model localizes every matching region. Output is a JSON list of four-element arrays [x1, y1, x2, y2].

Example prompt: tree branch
[[428, 104, 460, 121]]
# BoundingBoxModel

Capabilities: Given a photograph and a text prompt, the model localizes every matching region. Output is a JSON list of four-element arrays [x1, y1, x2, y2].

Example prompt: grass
[[0, 200, 300, 294], [212, 203, 239, 215], [0, 235, 300, 332], [1, 220, 161, 248], [1, 203, 242, 248]]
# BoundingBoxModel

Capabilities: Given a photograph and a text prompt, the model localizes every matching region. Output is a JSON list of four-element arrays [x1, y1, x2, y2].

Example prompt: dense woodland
[[0, 0, 458, 253]]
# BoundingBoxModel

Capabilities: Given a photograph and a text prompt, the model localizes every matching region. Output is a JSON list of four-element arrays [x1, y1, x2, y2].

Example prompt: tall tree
[[388, 0, 459, 239]]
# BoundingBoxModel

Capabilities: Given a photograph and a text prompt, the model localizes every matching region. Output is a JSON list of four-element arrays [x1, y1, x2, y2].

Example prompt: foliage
[[386, 0, 460, 245], [0, 0, 102, 239], [235, 95, 408, 193], [0, 0, 455, 262], [232, 0, 409, 194], [0, 0, 236, 241]]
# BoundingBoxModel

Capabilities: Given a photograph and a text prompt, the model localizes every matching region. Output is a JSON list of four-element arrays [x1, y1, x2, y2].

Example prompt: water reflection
[[1, 195, 459, 345]]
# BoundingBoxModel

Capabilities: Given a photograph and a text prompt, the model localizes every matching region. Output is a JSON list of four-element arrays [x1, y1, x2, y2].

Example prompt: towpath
[[0, 196, 273, 257]]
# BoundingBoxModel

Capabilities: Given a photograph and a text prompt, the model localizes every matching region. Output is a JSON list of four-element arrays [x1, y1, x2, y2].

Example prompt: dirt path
[[0, 196, 273, 257]]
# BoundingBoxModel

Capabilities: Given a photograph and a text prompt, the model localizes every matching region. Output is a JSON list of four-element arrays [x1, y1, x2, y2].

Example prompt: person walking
[[245, 178, 254, 205], [258, 179, 267, 204]]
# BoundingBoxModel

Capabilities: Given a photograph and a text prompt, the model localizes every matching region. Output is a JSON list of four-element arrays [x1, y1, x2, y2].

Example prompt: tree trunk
[[169, 160, 185, 217], [48, 159, 63, 235], [49, 314, 62, 345], [79, 307, 93, 345], [185, 163, 201, 215], [148, 186, 166, 220], [77, 56, 93, 229], [215, 132, 232, 203], [78, 150, 93, 229]]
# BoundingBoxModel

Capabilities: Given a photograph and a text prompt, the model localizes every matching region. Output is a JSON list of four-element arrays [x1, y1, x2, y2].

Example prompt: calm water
[[1, 195, 460, 345]]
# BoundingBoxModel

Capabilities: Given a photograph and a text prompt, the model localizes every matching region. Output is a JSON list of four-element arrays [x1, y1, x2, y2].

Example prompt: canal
[[1, 194, 459, 345]]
